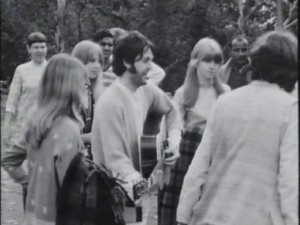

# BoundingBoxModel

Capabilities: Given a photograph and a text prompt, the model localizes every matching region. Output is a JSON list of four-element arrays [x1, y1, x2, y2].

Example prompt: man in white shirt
[[92, 31, 182, 225]]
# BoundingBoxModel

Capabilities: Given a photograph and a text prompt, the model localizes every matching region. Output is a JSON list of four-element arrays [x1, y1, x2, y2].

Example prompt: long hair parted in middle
[[25, 53, 88, 149], [71, 40, 104, 66], [182, 37, 226, 108]]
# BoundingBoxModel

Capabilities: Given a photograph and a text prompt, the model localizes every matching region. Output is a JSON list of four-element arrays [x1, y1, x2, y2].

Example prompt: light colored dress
[[5, 61, 47, 146]]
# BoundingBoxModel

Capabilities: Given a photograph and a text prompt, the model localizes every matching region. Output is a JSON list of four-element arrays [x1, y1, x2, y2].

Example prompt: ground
[[0, 93, 158, 225], [1, 94, 24, 225]]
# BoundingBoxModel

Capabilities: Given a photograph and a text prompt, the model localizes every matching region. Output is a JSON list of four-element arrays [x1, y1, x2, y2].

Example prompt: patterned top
[[1, 116, 84, 225], [177, 81, 299, 225], [5, 61, 47, 145]]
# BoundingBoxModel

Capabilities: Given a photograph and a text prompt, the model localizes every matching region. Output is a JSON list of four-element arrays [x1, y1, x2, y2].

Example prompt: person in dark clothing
[[218, 35, 251, 89]]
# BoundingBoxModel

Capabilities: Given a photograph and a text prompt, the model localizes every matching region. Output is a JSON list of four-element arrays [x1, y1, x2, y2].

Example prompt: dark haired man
[[91, 31, 182, 225], [219, 35, 251, 89], [93, 29, 114, 71], [94, 28, 166, 92]]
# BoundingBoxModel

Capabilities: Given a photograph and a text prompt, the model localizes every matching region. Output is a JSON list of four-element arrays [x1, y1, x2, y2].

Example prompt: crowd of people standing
[[1, 26, 298, 225]]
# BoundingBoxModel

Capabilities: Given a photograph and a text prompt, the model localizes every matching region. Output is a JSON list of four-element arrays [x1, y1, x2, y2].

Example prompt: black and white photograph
[[1, 0, 298, 225]]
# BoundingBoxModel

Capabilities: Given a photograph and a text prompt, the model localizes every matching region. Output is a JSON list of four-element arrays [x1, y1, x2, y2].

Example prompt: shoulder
[[221, 83, 231, 92], [52, 117, 81, 137], [16, 62, 31, 69], [96, 82, 120, 104], [139, 82, 164, 96], [173, 86, 184, 101], [174, 86, 184, 96], [95, 83, 124, 114], [14, 62, 31, 74]]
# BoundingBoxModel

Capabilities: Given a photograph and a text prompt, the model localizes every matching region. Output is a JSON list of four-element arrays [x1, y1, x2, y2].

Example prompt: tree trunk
[[54, 0, 67, 52], [237, 0, 245, 33], [277, 0, 284, 29]]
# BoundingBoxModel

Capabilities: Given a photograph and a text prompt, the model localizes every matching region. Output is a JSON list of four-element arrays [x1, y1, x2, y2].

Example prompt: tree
[[1, 0, 298, 93]]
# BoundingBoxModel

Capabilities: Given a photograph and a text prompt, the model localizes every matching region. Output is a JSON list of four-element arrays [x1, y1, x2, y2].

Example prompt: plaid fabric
[[56, 152, 126, 225], [158, 127, 203, 225]]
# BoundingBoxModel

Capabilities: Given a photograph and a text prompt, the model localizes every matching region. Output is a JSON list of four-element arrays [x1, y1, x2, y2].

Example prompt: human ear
[[26, 45, 31, 53], [123, 59, 131, 69]]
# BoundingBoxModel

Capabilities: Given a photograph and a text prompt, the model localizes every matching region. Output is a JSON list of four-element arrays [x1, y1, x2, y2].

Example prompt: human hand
[[177, 223, 187, 225], [163, 145, 179, 166]]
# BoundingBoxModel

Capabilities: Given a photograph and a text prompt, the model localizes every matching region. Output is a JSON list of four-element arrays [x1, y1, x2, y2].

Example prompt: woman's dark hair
[[112, 31, 153, 77], [250, 30, 298, 92], [27, 32, 47, 47]]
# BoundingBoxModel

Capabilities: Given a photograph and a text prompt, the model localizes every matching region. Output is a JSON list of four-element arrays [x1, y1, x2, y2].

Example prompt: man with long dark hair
[[91, 31, 182, 225]]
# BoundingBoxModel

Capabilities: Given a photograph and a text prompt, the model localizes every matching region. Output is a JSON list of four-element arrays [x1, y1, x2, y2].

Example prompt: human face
[[27, 42, 47, 64], [231, 39, 249, 65], [99, 37, 114, 59], [129, 48, 153, 88], [197, 54, 222, 82], [85, 51, 103, 80]]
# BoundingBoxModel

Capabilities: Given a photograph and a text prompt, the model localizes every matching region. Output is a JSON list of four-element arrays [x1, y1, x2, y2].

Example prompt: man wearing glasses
[[219, 35, 251, 89]]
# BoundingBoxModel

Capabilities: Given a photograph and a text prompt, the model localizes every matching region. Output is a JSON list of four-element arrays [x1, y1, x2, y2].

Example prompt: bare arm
[[2, 111, 16, 146], [1, 133, 28, 187]]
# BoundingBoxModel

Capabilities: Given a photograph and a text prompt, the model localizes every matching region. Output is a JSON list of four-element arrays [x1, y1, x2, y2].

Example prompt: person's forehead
[[30, 42, 47, 47], [89, 51, 99, 59], [232, 39, 248, 48], [136, 47, 153, 61], [100, 37, 113, 43], [142, 48, 153, 58]]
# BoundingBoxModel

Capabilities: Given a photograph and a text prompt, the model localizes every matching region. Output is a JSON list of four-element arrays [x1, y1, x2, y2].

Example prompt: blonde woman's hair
[[25, 53, 88, 149], [71, 40, 104, 65], [182, 37, 226, 108]]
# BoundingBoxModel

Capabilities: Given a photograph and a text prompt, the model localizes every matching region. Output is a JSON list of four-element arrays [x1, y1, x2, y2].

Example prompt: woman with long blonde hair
[[2, 53, 89, 225], [177, 30, 298, 225], [159, 38, 230, 225], [71, 40, 104, 158]]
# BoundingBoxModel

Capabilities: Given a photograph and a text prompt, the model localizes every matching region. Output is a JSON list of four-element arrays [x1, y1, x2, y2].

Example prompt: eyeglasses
[[99, 42, 113, 47]]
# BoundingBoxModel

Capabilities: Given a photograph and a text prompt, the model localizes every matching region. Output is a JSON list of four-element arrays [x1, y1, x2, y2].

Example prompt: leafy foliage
[[1, 0, 298, 93]]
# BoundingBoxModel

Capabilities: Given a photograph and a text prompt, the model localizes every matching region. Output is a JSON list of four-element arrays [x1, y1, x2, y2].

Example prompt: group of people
[[1, 26, 298, 225]]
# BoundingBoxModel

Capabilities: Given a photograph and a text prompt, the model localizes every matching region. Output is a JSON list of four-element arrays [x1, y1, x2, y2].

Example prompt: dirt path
[[1, 168, 24, 225], [1, 94, 24, 225]]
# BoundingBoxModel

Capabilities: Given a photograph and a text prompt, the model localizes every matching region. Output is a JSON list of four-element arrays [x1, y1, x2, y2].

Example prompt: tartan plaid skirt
[[158, 127, 203, 225]]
